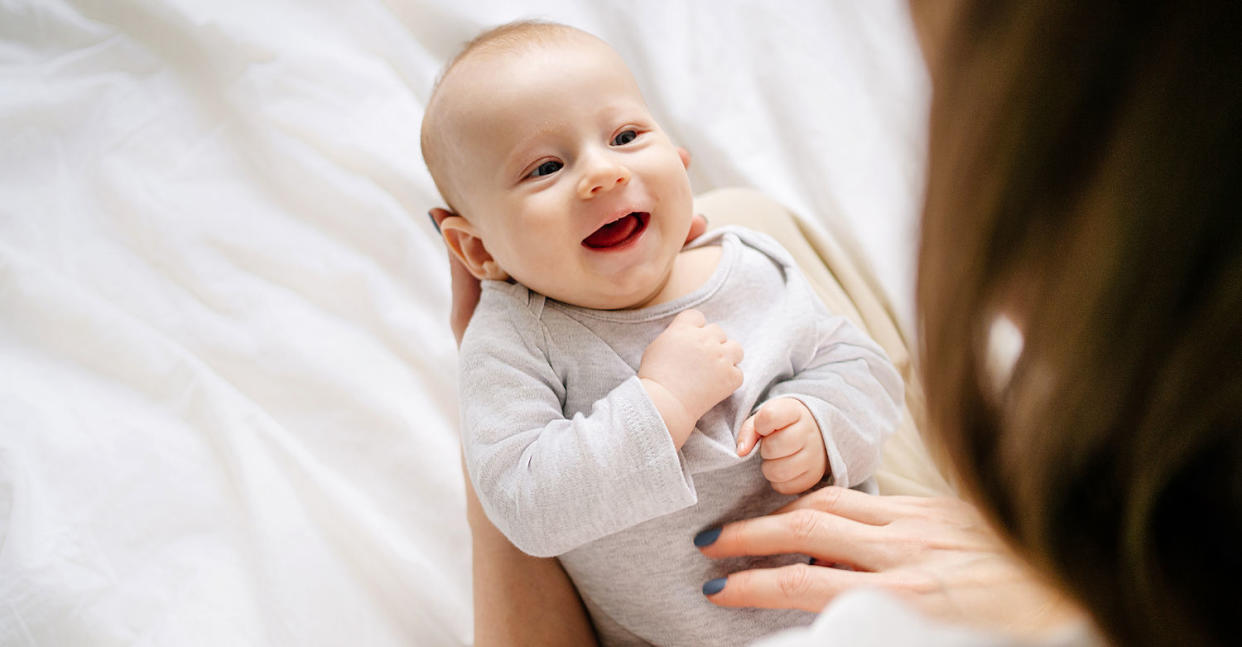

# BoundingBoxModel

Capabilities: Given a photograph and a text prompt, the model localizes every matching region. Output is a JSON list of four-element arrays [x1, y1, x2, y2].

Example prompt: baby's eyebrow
[[501, 144, 540, 179], [502, 127, 561, 172]]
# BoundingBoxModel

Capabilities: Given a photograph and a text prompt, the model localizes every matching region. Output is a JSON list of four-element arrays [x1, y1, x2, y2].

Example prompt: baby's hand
[[735, 398, 827, 494], [638, 309, 744, 449]]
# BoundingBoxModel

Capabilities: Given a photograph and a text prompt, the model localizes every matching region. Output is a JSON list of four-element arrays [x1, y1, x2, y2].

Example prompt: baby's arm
[[637, 309, 744, 448], [460, 303, 739, 558], [743, 313, 903, 491]]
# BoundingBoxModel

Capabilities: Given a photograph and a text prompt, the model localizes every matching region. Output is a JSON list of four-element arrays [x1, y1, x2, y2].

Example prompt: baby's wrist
[[639, 377, 695, 448]]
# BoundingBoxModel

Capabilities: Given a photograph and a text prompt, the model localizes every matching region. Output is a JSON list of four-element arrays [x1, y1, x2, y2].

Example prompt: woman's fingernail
[[701, 214, 710, 227], [702, 577, 727, 596], [428, 211, 441, 233], [693, 527, 722, 548]]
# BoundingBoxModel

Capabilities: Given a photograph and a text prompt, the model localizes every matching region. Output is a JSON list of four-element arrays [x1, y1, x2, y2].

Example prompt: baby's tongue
[[583, 214, 638, 248]]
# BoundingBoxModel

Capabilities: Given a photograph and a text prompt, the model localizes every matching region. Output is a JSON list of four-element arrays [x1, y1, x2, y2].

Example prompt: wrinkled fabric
[[0, 1, 928, 644]]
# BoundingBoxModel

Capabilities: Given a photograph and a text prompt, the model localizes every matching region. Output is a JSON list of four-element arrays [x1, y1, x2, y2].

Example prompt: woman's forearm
[[463, 457, 598, 647]]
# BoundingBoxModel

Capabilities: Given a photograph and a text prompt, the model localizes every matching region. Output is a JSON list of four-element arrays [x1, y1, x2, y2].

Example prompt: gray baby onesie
[[458, 226, 903, 646]]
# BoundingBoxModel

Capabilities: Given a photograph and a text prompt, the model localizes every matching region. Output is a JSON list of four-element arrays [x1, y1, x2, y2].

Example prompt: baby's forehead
[[422, 27, 634, 206], [433, 36, 625, 134], [431, 49, 542, 121], [429, 27, 593, 116], [450, 33, 598, 87]]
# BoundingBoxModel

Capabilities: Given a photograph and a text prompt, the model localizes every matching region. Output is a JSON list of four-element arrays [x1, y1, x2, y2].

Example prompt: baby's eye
[[529, 160, 563, 178], [611, 129, 639, 146]]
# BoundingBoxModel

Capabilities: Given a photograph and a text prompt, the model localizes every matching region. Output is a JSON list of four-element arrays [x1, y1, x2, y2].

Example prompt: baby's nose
[[578, 161, 630, 198]]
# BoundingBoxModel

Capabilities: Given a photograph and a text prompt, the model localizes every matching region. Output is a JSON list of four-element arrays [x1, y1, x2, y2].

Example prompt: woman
[[441, 1, 1242, 645]]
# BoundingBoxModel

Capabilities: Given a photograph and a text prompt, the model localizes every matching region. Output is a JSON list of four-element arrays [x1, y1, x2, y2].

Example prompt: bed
[[0, 1, 930, 644]]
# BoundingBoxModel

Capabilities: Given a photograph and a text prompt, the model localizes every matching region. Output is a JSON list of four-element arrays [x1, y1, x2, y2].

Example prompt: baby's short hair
[[442, 20, 581, 74], [420, 20, 586, 213]]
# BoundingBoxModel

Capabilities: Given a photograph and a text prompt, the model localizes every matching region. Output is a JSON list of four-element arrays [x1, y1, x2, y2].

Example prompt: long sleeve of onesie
[[458, 288, 696, 558], [763, 310, 903, 489]]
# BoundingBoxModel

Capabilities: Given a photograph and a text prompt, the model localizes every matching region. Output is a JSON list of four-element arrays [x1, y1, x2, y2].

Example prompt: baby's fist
[[638, 309, 744, 447], [736, 398, 827, 494], [638, 309, 744, 418]]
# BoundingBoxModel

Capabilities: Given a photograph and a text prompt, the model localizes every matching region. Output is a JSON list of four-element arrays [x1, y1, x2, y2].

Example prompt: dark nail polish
[[702, 578, 726, 596], [693, 527, 721, 548], [428, 211, 441, 233]]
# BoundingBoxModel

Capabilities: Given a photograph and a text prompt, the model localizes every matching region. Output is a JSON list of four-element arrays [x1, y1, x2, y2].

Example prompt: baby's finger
[[761, 453, 810, 485], [736, 415, 760, 456], [757, 426, 804, 460], [768, 469, 820, 496], [755, 398, 804, 436], [722, 339, 744, 366], [702, 562, 874, 613]]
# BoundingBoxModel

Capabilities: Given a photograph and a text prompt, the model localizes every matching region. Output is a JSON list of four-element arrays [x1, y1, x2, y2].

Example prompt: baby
[[421, 21, 903, 646]]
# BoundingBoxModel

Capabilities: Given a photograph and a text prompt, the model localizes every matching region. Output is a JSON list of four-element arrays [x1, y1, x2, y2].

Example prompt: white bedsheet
[[0, 1, 929, 644]]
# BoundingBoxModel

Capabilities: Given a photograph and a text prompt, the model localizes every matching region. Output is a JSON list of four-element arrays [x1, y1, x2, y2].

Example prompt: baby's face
[[437, 35, 694, 310]]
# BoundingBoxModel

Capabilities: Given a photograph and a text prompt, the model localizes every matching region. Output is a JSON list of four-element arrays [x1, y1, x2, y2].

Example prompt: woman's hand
[[695, 486, 1085, 638], [429, 207, 482, 345]]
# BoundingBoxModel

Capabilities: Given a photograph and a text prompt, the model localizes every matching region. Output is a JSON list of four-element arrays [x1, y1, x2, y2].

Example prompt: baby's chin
[[527, 240, 683, 310], [538, 272, 671, 311]]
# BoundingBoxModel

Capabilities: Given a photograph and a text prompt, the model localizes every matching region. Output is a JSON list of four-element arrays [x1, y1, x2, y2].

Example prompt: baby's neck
[[642, 244, 723, 307]]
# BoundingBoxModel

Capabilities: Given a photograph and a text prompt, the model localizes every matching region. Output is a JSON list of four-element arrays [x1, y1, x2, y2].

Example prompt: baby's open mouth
[[582, 212, 650, 249]]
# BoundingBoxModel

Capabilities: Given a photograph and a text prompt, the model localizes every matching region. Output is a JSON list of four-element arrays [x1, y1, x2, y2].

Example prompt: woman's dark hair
[[918, 3, 1241, 645]]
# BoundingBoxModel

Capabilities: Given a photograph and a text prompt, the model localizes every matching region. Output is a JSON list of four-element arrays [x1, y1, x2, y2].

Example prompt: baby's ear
[[437, 211, 510, 281]]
